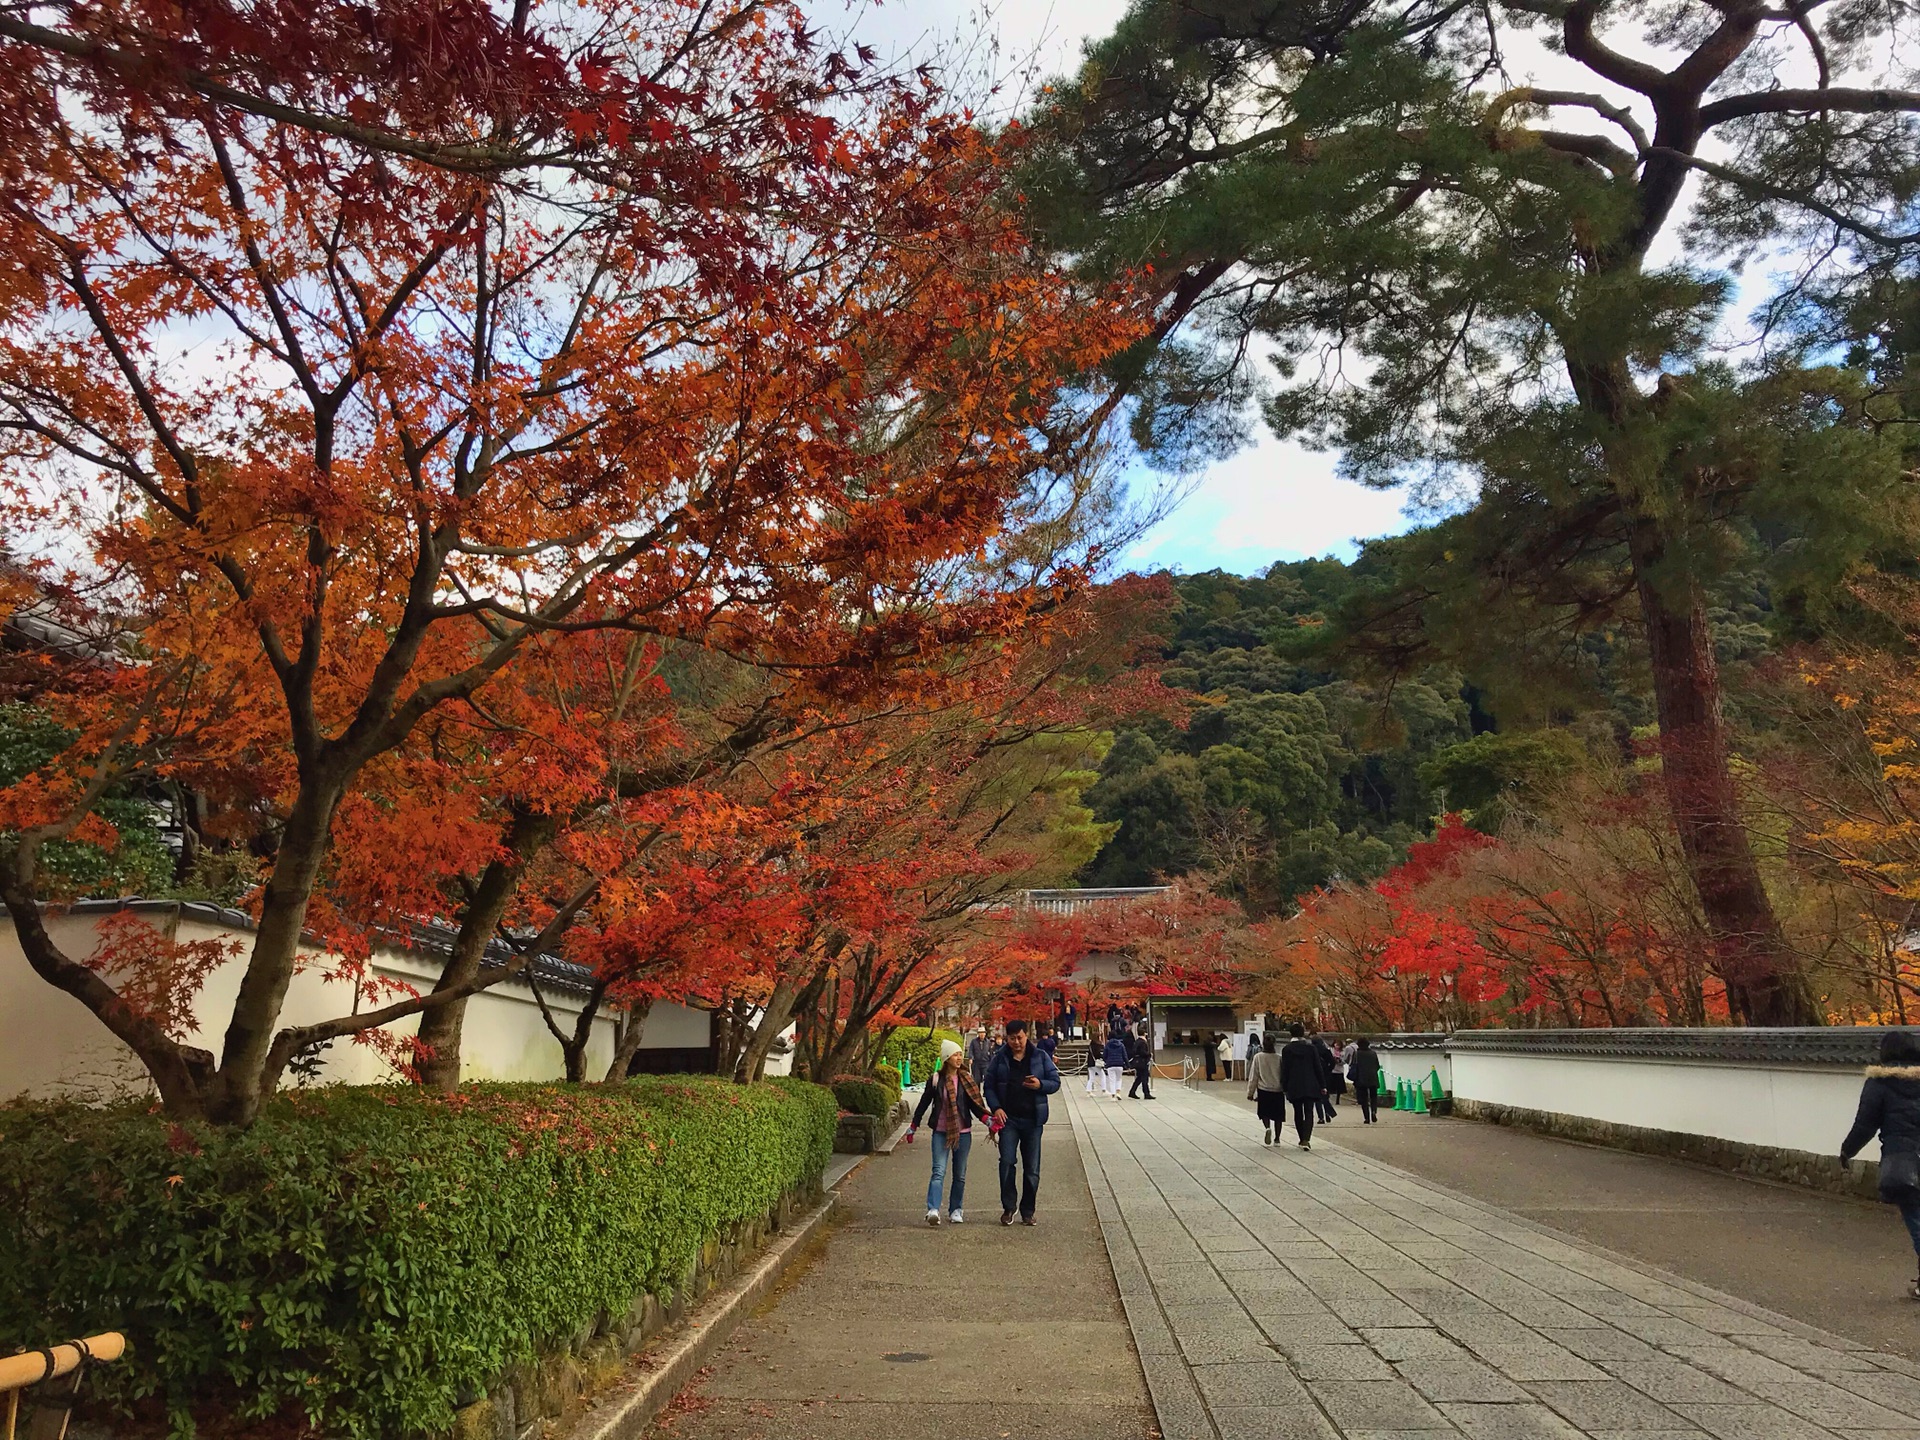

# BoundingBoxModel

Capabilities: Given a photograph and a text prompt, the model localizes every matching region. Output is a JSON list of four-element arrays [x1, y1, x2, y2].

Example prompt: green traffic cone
[[1394, 1078, 1408, 1109], [1428, 1067, 1444, 1101], [1411, 1078, 1429, 1114]]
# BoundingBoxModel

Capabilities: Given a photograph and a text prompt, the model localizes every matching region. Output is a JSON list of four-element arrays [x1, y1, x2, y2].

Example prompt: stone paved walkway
[[1070, 1084, 1920, 1440], [648, 1100, 1154, 1440]]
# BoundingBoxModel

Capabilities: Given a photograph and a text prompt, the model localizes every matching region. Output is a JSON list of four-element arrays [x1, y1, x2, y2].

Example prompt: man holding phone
[[982, 1019, 1061, 1227]]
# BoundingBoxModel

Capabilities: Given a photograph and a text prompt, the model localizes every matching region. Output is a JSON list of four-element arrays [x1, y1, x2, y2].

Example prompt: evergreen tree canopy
[[1026, 0, 1920, 1021]]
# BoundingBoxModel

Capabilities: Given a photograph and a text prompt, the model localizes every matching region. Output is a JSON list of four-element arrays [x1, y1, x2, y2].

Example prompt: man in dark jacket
[[1841, 1029, 1920, 1297], [1310, 1030, 1340, 1123], [982, 1019, 1061, 1226], [965, 1025, 995, 1080], [1128, 1025, 1155, 1100], [1279, 1023, 1328, 1150], [1348, 1038, 1384, 1124]]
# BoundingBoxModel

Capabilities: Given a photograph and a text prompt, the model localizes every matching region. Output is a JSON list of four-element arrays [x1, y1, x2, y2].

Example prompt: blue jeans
[[1900, 1201, 1920, 1259], [998, 1117, 1043, 1218], [926, 1130, 971, 1213]]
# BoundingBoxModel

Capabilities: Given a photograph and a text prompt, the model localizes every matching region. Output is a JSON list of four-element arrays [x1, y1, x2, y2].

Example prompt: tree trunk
[[735, 969, 813, 1083], [416, 808, 558, 1092], [204, 782, 345, 1125], [603, 997, 654, 1081], [1629, 533, 1816, 1025]]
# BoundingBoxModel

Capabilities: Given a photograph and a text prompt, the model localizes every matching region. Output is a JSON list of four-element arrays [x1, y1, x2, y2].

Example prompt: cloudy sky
[[812, 0, 1419, 577]]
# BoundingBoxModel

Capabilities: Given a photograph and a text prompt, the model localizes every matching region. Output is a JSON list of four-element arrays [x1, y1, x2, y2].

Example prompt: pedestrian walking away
[[1247, 1032, 1286, 1146], [1103, 1028, 1130, 1099], [966, 1025, 995, 1081], [1841, 1028, 1920, 1298], [1203, 1031, 1218, 1083], [1279, 1023, 1327, 1150], [1348, 1036, 1383, 1124], [1310, 1029, 1340, 1123], [1128, 1025, 1155, 1101], [1086, 1039, 1107, 1096], [982, 1018, 1060, 1226], [907, 1039, 989, 1225], [1216, 1032, 1232, 1082]]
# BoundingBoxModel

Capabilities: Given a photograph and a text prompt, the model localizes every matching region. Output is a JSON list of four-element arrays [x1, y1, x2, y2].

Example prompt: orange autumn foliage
[[0, 0, 1143, 1123]]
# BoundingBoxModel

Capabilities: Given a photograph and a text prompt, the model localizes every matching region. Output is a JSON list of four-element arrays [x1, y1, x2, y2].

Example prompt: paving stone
[[1527, 1380, 1692, 1430], [1605, 1317, 1730, 1350], [1665, 1402, 1840, 1439], [1854, 1372, 1920, 1418], [1267, 1327, 1367, 1357], [1543, 1329, 1664, 1363], [1245, 1286, 1347, 1317], [1307, 1378, 1455, 1431], [1153, 1262, 1238, 1302], [1659, 1304, 1784, 1338], [1741, 1335, 1886, 1376], [1395, 1359, 1532, 1403], [1138, 1351, 1215, 1440], [1069, 1089, 1920, 1440], [1212, 1403, 1342, 1440], [1122, 1294, 1180, 1355], [1192, 1359, 1317, 1409], [1739, 1377, 1918, 1428], [1364, 1328, 1474, 1362], [1287, 1342, 1400, 1380], [1216, 1248, 1285, 1273], [1664, 1342, 1816, 1390], [1597, 1359, 1750, 1404], [1438, 1402, 1589, 1439]]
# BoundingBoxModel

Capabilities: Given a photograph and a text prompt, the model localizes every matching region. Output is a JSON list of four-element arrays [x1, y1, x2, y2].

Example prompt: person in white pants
[[1086, 1055, 1105, 1094]]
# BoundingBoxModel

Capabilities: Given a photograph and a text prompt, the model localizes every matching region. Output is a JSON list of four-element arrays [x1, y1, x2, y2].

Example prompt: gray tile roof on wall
[[49, 898, 597, 996], [1381, 1026, 1897, 1066]]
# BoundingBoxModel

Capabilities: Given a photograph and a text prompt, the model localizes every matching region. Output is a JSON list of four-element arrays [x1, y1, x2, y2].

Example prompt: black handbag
[[1879, 1148, 1920, 1205]]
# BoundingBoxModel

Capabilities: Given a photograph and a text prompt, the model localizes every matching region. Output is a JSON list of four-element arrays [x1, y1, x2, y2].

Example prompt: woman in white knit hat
[[908, 1040, 990, 1225]]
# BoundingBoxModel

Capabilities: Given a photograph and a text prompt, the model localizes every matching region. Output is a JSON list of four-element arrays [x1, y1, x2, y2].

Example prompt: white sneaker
[[949, 1209, 964, 1224], [925, 1208, 941, 1226], [1262, 1124, 1273, 1146]]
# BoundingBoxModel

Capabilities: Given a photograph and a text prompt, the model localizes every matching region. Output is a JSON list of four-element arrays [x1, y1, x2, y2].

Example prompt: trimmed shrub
[[876, 1026, 961, 1084], [872, 1061, 901, 1107], [828, 1075, 891, 1121], [0, 1075, 836, 1440]]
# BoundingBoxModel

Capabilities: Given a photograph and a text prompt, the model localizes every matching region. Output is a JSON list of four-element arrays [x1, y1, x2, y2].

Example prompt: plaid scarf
[[937, 1065, 988, 1140]]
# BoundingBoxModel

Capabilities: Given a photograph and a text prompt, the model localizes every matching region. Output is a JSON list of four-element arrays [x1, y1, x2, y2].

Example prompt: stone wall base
[[1449, 1098, 1882, 1202]]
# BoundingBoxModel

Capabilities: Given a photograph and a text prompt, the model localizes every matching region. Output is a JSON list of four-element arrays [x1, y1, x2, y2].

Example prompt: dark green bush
[[876, 1026, 961, 1084], [872, 1061, 901, 1107], [0, 1075, 835, 1440], [828, 1075, 891, 1120]]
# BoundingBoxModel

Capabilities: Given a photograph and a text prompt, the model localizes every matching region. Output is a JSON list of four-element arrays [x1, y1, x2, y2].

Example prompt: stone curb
[[559, 1192, 839, 1440]]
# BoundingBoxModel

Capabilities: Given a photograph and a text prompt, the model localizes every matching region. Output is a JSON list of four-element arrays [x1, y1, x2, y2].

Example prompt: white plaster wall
[[1449, 1050, 1876, 1160], [1, 911, 628, 1099]]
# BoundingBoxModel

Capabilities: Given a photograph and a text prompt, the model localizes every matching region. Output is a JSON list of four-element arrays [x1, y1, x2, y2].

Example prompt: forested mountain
[[1082, 542, 1802, 919], [1082, 559, 1477, 910]]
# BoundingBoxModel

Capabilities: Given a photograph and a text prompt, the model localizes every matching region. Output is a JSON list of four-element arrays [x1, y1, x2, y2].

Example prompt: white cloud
[[1122, 432, 1414, 575]]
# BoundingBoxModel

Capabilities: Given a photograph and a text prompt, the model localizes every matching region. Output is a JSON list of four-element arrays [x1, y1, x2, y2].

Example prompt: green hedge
[[876, 1026, 961, 1084], [0, 1076, 835, 1440], [872, 1061, 901, 1108], [829, 1075, 892, 1120]]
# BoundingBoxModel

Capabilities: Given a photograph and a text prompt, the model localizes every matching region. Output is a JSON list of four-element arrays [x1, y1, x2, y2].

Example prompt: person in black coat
[[1842, 1028, 1920, 1298], [1278, 1023, 1327, 1150], [1310, 1031, 1340, 1123], [1128, 1025, 1155, 1100], [1348, 1038, 1384, 1124]]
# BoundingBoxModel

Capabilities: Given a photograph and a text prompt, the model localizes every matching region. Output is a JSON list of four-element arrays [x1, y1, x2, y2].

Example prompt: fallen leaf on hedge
[[165, 1174, 183, 1187]]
